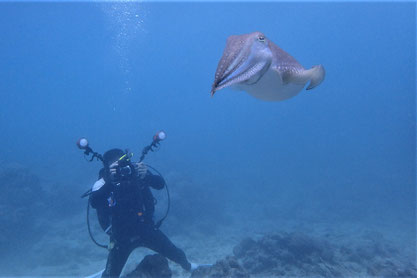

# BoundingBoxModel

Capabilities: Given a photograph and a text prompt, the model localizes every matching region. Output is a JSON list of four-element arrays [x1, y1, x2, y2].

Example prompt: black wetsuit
[[90, 168, 191, 277]]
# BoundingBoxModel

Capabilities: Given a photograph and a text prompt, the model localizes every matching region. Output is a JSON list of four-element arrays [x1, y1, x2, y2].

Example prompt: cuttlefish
[[211, 32, 325, 101]]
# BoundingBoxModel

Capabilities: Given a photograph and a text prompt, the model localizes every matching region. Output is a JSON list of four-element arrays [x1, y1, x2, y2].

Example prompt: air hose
[[147, 164, 170, 229], [86, 198, 107, 249]]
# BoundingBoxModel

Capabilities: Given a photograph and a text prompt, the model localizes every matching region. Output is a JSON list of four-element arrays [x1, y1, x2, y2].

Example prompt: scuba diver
[[77, 134, 198, 277]]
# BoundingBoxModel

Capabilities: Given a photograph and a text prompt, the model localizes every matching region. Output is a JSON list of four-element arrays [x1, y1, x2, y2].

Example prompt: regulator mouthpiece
[[77, 138, 89, 150], [154, 131, 167, 142]]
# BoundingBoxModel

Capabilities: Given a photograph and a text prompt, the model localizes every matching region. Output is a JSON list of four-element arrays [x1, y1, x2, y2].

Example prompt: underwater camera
[[109, 152, 134, 182]]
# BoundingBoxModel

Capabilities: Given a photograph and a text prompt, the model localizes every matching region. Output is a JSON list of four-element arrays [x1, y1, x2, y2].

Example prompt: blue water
[[0, 1, 415, 276]]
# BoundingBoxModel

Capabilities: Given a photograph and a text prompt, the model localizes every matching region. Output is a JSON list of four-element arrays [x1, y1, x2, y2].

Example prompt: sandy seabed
[[3, 211, 414, 278]]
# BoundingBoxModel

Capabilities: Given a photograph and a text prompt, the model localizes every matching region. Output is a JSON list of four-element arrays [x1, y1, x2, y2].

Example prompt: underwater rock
[[125, 254, 172, 278], [231, 231, 416, 277], [233, 232, 335, 276], [191, 256, 250, 278], [232, 238, 257, 258]]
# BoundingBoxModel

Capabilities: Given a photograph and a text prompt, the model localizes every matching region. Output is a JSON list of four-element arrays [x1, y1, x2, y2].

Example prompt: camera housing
[[109, 156, 135, 182]]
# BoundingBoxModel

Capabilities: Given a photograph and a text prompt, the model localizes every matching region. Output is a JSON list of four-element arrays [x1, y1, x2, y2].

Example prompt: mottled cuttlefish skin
[[211, 32, 325, 101]]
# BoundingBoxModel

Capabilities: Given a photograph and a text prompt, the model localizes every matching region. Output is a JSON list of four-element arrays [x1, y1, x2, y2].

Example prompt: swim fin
[[84, 269, 104, 278], [190, 263, 213, 271]]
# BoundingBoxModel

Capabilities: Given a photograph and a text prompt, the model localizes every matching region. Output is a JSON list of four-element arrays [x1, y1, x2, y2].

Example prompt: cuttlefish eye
[[257, 36, 265, 42]]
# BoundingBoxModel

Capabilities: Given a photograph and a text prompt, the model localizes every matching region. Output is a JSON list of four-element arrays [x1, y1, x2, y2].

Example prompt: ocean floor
[[3, 211, 415, 278], [1, 165, 415, 277]]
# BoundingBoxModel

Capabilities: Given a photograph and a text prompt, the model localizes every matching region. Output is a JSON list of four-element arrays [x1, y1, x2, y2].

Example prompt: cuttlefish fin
[[279, 64, 325, 90], [305, 65, 325, 90]]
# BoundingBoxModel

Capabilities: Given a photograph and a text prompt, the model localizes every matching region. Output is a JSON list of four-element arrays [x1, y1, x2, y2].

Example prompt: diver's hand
[[135, 162, 147, 179]]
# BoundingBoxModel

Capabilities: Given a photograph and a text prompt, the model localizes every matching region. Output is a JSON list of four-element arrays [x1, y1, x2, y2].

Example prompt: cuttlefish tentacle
[[216, 42, 272, 89], [215, 60, 271, 92], [211, 33, 272, 96], [219, 36, 252, 79], [211, 36, 250, 94], [211, 31, 325, 101]]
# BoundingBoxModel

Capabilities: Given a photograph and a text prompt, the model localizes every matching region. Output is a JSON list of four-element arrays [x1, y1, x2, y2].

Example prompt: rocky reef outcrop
[[232, 231, 416, 277], [187, 231, 416, 277], [191, 256, 249, 278]]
